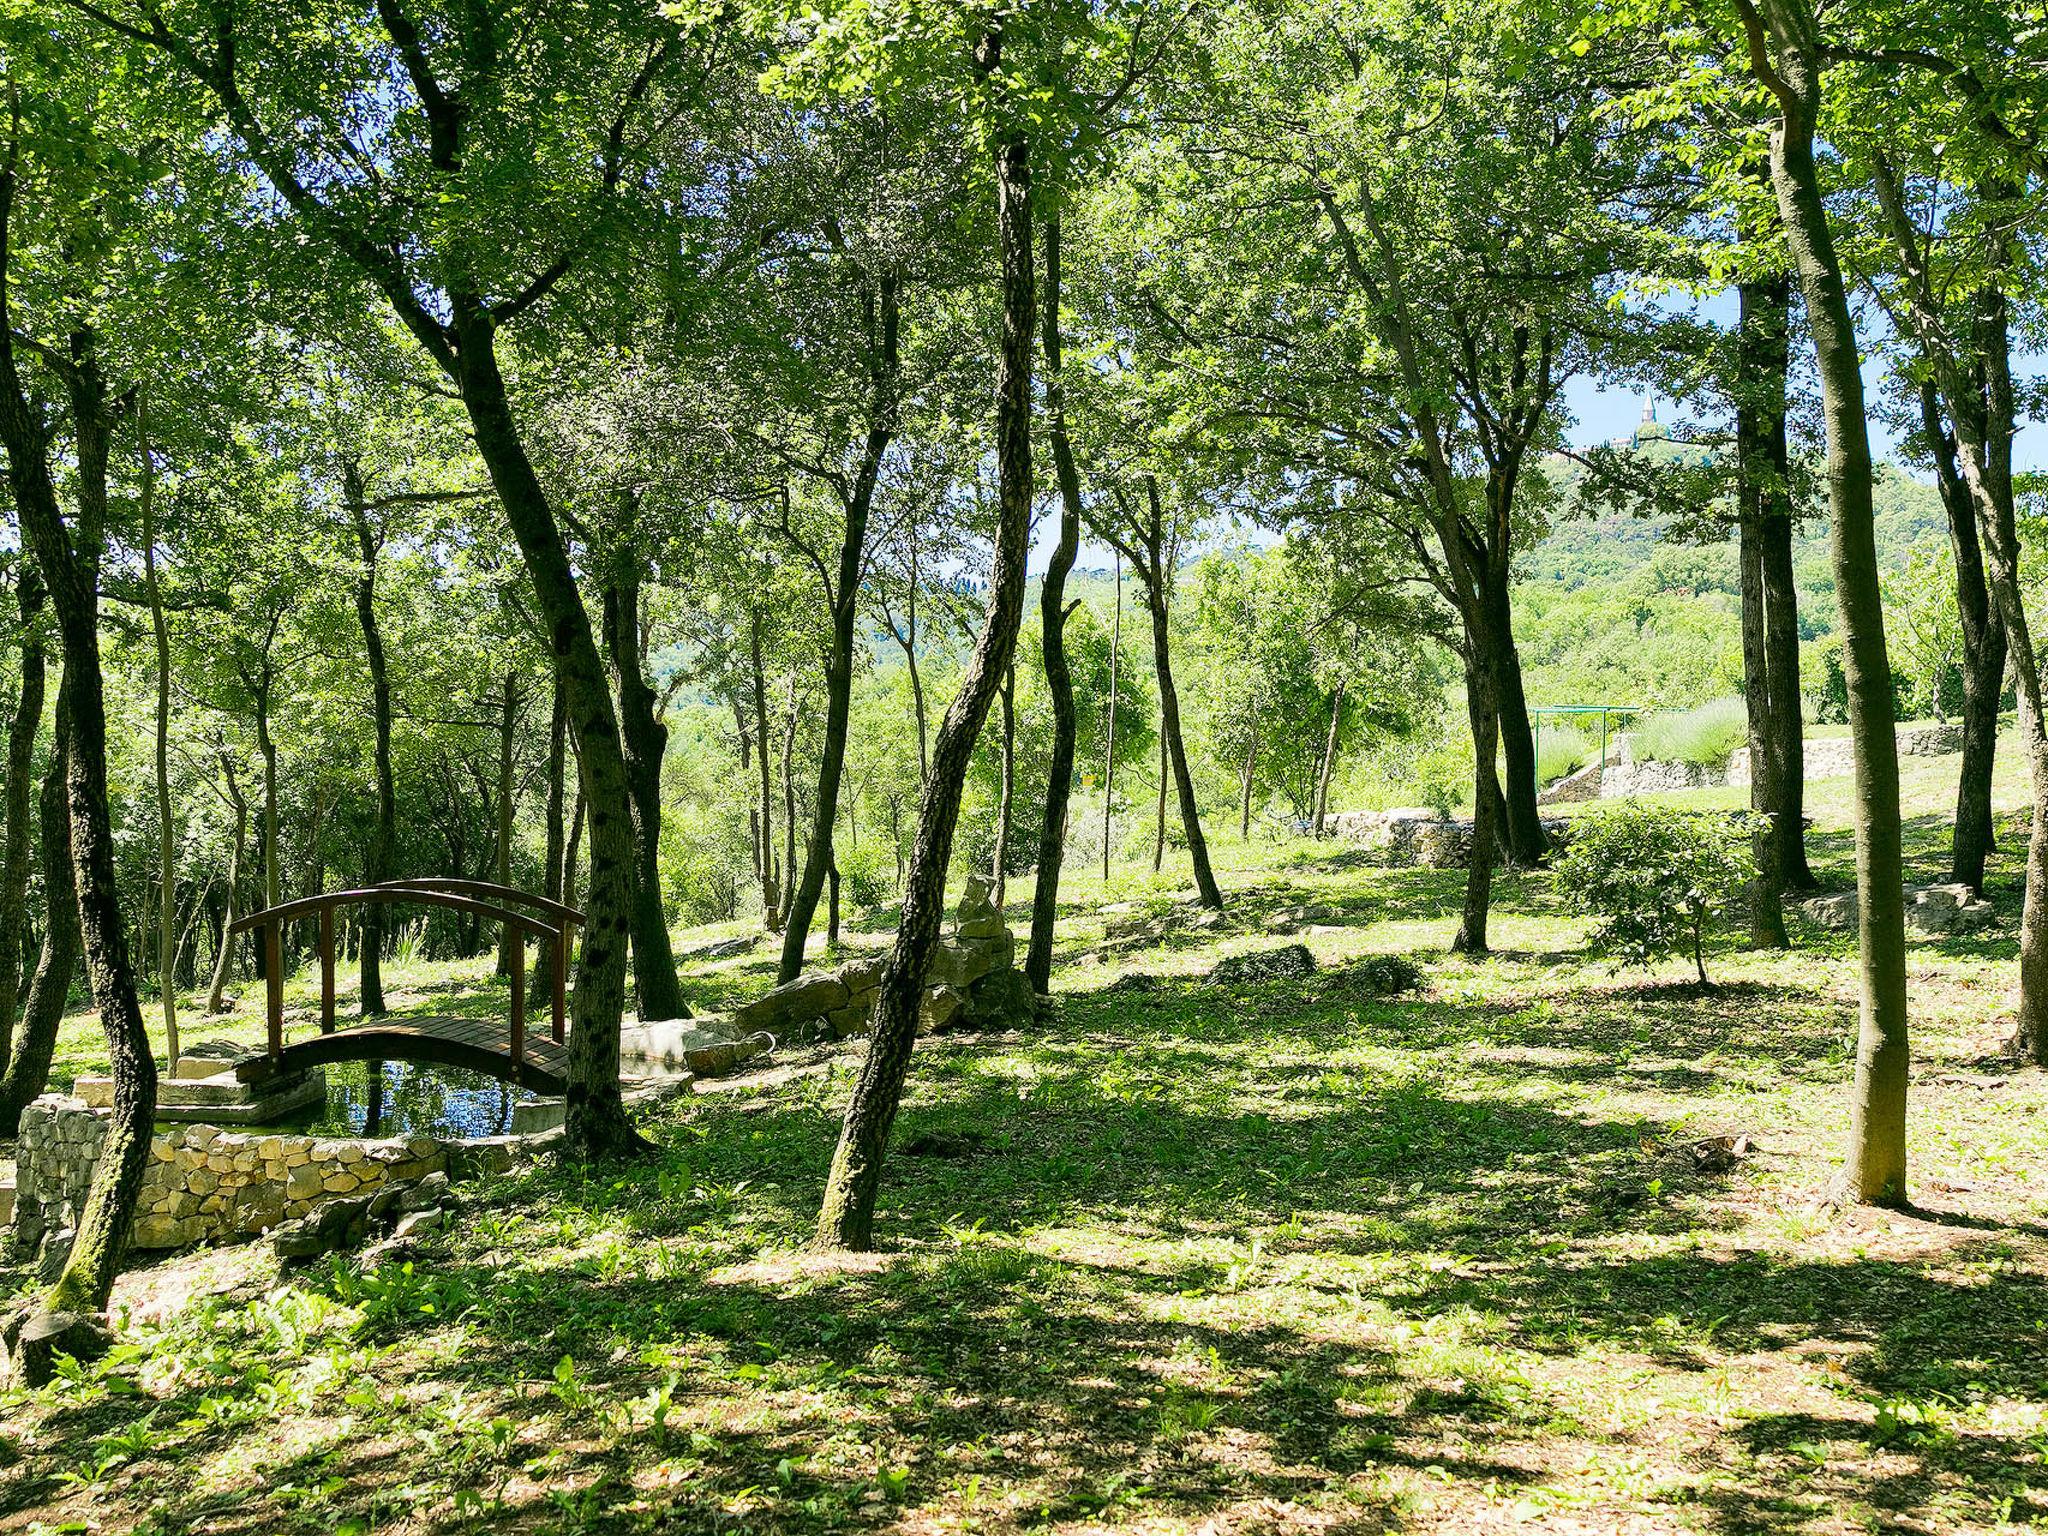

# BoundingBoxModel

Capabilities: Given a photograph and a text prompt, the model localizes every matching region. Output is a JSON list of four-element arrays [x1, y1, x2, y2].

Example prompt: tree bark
[[1026, 214, 1083, 996], [601, 553, 687, 1020], [453, 314, 646, 1157], [1102, 551, 1121, 880], [1483, 575, 1546, 866], [348, 466, 397, 1015], [1737, 277, 1788, 948], [1456, 658, 1499, 955], [780, 274, 898, 981], [1925, 385, 2004, 891], [0, 694, 75, 1138], [749, 612, 780, 928], [0, 304, 157, 1332], [815, 61, 1033, 1250], [779, 689, 799, 931], [1138, 481, 1225, 909], [493, 668, 520, 977], [1742, 0, 1908, 1202], [206, 754, 246, 1014], [0, 570, 46, 1059], [531, 674, 568, 1008], [1312, 680, 1344, 838], [993, 663, 1015, 907], [139, 395, 177, 1065], [1238, 728, 1258, 839]]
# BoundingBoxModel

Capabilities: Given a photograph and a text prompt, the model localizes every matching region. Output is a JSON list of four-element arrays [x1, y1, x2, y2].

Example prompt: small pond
[[247, 1059, 539, 1139]]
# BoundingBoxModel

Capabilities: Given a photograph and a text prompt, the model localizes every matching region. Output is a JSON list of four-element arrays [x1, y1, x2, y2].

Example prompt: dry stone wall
[[7, 1096, 514, 1260]]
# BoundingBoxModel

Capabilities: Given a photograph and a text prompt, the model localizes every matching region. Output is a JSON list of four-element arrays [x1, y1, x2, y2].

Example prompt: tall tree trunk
[[993, 663, 1015, 908], [0, 307, 157, 1356], [139, 396, 177, 1065], [1238, 728, 1258, 839], [1761, 488, 1815, 889], [531, 675, 568, 1009], [493, 668, 520, 977], [453, 312, 646, 1157], [1152, 729, 1168, 872], [1312, 680, 1344, 838], [1026, 214, 1083, 996], [347, 466, 397, 1015], [256, 667, 279, 913], [601, 556, 687, 1020], [779, 691, 799, 932], [1456, 658, 1499, 955], [206, 755, 246, 1014], [1739, 267, 1816, 892], [1742, 0, 1908, 1203], [815, 61, 1033, 1250], [564, 779, 587, 916], [1925, 385, 2004, 892], [749, 613, 780, 928], [1737, 276, 1788, 948], [0, 695, 75, 1138], [1102, 550, 1121, 881], [0, 571, 46, 1058], [1139, 488, 1224, 910], [1483, 577, 1546, 866], [781, 274, 897, 982]]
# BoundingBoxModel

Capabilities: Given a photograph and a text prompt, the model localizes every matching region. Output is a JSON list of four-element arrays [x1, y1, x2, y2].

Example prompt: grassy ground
[[4, 745, 2048, 1534]]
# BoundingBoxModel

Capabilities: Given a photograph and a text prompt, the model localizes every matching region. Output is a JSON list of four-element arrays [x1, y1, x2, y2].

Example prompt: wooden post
[[319, 905, 336, 1034], [264, 919, 283, 1061], [508, 918, 525, 1070], [552, 920, 569, 1043]]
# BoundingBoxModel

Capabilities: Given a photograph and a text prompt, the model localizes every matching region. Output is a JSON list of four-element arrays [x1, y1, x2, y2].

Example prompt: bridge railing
[[227, 879, 586, 1074]]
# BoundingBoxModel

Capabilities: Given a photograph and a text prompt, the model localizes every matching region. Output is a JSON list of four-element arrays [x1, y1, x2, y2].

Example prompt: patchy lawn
[[5, 756, 2048, 1534]]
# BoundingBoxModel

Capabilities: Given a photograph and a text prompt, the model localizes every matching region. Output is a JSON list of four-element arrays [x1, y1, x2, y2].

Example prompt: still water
[[258, 1059, 537, 1139]]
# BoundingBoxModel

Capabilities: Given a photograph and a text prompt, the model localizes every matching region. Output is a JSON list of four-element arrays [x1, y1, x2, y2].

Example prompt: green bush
[[838, 838, 896, 911], [1630, 696, 1748, 768], [1351, 954, 1425, 996], [1535, 724, 1595, 786], [1553, 805, 1753, 986]]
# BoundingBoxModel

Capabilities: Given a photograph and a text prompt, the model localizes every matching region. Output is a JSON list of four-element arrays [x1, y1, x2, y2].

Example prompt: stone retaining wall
[[1727, 721, 1963, 786], [8, 1097, 515, 1259]]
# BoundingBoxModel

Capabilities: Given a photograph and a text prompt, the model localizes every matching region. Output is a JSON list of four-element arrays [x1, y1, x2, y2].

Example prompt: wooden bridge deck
[[234, 1016, 569, 1096]]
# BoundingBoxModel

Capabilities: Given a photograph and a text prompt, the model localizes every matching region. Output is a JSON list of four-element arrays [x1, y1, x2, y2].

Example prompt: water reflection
[[261, 1059, 533, 1139]]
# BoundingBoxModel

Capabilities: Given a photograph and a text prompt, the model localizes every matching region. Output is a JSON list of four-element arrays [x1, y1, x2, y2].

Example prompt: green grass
[[6, 740, 2048, 1534]]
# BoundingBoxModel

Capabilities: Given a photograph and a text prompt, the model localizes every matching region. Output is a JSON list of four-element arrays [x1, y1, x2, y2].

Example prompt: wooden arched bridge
[[229, 879, 585, 1095]]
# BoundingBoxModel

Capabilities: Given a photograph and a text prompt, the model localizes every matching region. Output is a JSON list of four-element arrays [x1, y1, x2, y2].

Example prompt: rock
[[734, 970, 849, 1033], [5, 1308, 112, 1388], [401, 1172, 451, 1212], [825, 1004, 873, 1039], [1207, 945, 1317, 987], [964, 966, 1035, 1029], [1802, 883, 1999, 936], [919, 985, 967, 1034], [837, 956, 887, 992], [391, 1208, 449, 1240], [270, 1217, 328, 1260]]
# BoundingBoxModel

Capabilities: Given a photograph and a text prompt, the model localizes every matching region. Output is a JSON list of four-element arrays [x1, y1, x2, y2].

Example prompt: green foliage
[[1630, 698, 1749, 768], [1535, 724, 1595, 786], [1553, 806, 1754, 985]]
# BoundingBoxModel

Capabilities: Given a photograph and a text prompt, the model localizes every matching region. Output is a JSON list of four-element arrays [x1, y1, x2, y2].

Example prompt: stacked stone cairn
[[734, 874, 1034, 1043]]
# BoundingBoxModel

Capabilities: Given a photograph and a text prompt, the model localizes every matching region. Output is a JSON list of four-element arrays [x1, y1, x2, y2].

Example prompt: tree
[[1733, 0, 1910, 1203], [88, 0, 735, 1157], [1555, 806, 1754, 988]]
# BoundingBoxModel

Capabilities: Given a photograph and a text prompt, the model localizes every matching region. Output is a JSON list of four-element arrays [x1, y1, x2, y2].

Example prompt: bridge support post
[[553, 921, 570, 1044]]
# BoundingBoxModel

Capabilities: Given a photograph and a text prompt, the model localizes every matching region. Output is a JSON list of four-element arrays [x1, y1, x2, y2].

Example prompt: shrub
[[838, 838, 896, 910], [1351, 954, 1424, 996], [1535, 724, 1595, 786], [1630, 696, 1749, 768], [1553, 805, 1753, 986]]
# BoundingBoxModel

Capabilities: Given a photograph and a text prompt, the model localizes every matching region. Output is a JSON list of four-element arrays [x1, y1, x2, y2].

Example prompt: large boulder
[[734, 971, 849, 1035]]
